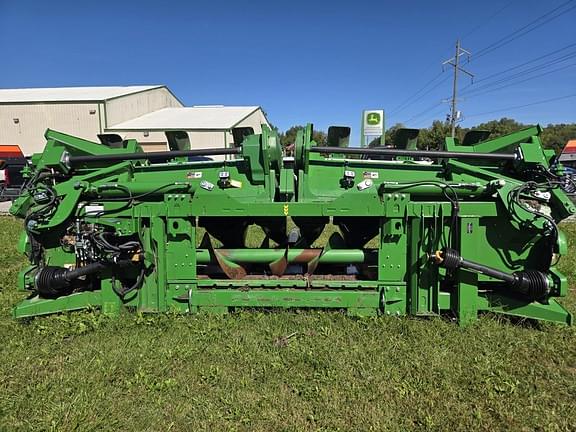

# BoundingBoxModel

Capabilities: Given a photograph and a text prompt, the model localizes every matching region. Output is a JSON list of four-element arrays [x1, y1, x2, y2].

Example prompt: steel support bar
[[191, 289, 381, 309], [310, 146, 517, 160]]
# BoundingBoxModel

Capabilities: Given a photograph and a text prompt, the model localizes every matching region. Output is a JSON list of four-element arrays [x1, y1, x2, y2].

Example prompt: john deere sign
[[363, 110, 384, 135], [366, 112, 381, 125]]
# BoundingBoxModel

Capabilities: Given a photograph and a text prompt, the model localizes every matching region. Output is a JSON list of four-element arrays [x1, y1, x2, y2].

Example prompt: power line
[[466, 93, 576, 118], [390, 75, 450, 121], [472, 0, 576, 62], [461, 52, 576, 97], [414, 106, 447, 128], [399, 42, 472, 127], [402, 102, 442, 124], [393, 2, 575, 128], [462, 61, 576, 100], [390, 1, 521, 124], [461, 42, 576, 92], [403, 102, 443, 124], [389, 0, 515, 121], [443, 40, 474, 137], [388, 71, 445, 118], [460, 0, 517, 41], [465, 50, 576, 92], [408, 91, 576, 126]]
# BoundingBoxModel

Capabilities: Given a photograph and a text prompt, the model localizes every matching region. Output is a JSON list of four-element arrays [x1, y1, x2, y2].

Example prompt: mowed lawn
[[0, 215, 575, 431]]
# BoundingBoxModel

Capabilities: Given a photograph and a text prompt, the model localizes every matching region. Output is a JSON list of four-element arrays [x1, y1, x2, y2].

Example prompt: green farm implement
[[10, 123, 575, 325]]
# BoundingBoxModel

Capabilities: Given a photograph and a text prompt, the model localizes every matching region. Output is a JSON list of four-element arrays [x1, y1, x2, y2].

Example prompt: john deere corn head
[[10, 124, 575, 325]]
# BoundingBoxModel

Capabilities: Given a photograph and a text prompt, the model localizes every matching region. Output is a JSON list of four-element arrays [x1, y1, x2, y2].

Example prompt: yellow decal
[[283, 204, 289, 216]]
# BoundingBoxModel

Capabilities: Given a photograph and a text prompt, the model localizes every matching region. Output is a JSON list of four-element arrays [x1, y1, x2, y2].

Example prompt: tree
[[367, 123, 406, 147], [470, 118, 526, 138], [408, 117, 576, 154], [540, 123, 576, 153], [385, 123, 405, 145], [418, 120, 453, 150], [457, 118, 576, 152], [279, 125, 302, 148], [277, 118, 575, 155], [279, 126, 326, 148], [312, 130, 327, 146]]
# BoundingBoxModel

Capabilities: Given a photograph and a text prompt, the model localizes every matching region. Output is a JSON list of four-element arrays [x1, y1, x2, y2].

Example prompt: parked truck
[[0, 145, 27, 201]]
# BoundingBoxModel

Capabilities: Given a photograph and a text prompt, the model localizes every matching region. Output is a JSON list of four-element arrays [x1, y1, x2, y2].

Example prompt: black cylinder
[[69, 147, 242, 166], [310, 146, 517, 161]]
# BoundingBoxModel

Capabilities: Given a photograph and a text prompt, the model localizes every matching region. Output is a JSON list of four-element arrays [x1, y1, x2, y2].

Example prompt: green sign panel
[[367, 112, 381, 125], [363, 110, 385, 141]]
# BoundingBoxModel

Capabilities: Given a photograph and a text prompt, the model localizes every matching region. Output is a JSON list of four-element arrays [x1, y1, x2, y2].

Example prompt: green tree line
[[279, 125, 327, 147], [278, 118, 576, 153]]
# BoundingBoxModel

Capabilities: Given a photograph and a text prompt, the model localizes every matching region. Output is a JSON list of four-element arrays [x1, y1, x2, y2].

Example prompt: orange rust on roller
[[270, 247, 289, 276], [292, 249, 322, 262]]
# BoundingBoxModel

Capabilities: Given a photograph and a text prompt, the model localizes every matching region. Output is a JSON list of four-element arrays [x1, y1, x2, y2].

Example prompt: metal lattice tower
[[443, 40, 474, 137]]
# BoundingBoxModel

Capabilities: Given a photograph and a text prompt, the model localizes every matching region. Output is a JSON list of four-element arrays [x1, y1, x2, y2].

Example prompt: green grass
[[0, 216, 575, 431]]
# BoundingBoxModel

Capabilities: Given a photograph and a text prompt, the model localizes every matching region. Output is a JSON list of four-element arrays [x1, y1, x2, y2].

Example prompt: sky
[[0, 0, 575, 137]]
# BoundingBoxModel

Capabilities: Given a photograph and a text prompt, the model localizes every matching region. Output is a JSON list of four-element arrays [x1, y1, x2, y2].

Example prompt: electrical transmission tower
[[443, 40, 474, 137]]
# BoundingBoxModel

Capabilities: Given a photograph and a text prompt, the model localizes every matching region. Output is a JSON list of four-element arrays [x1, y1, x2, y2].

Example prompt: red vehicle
[[0, 145, 27, 201]]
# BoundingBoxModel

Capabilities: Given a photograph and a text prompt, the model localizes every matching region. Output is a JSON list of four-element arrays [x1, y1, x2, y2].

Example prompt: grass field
[[0, 216, 575, 431]]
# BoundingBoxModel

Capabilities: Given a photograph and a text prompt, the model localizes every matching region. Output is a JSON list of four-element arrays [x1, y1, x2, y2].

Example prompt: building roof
[[107, 106, 262, 131], [0, 85, 163, 103]]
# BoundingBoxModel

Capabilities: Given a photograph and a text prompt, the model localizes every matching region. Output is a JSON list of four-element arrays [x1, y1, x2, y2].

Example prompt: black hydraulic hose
[[113, 267, 146, 298], [68, 147, 242, 166], [310, 146, 518, 161]]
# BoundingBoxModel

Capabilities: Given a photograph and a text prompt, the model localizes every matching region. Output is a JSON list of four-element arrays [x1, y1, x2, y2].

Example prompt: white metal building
[[107, 106, 270, 152], [0, 86, 183, 155], [0, 86, 270, 156]]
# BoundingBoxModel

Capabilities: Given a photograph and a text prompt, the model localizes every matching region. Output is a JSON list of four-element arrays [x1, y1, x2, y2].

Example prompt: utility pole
[[443, 40, 473, 137]]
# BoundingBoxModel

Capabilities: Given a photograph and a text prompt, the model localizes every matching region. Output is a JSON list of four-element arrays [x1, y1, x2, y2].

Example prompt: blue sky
[[1, 0, 575, 135]]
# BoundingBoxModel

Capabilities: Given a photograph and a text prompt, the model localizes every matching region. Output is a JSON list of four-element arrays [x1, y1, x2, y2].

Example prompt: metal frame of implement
[[9, 124, 575, 325]]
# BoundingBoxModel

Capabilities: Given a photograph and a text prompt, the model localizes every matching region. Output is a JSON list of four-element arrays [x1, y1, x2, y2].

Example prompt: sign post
[[361, 110, 385, 147]]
